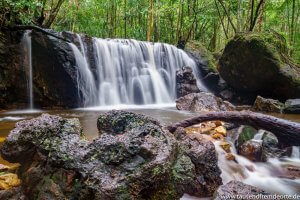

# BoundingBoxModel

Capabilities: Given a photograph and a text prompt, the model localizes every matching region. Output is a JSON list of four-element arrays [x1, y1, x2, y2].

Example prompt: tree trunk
[[167, 111, 300, 146], [124, 0, 127, 38], [249, 0, 265, 31], [147, 0, 154, 41], [257, 0, 266, 32], [290, 0, 296, 45], [217, 0, 236, 33], [215, 0, 228, 39]]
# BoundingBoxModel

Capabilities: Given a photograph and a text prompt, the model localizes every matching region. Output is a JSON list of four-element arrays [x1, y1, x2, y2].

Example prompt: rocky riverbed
[[0, 108, 299, 199]]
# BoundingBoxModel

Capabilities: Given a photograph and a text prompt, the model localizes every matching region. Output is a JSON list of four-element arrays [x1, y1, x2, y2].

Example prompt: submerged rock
[[1, 111, 222, 199], [253, 96, 284, 113], [284, 99, 300, 114], [213, 181, 271, 200], [176, 92, 235, 112], [176, 66, 200, 98], [219, 32, 300, 100]]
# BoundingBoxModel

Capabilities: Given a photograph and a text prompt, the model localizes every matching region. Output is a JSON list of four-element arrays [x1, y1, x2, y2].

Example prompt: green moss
[[233, 32, 299, 69], [186, 40, 218, 72]]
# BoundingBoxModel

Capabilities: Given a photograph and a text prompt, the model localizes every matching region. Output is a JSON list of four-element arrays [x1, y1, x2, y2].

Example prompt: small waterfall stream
[[70, 35, 206, 107], [22, 31, 34, 110], [214, 133, 300, 195]]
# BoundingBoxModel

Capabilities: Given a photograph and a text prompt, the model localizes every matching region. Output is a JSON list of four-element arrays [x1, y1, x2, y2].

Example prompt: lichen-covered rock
[[176, 66, 200, 98], [176, 92, 235, 112], [213, 181, 271, 200], [1, 111, 222, 199], [219, 32, 300, 100], [253, 96, 284, 113], [175, 128, 222, 197]]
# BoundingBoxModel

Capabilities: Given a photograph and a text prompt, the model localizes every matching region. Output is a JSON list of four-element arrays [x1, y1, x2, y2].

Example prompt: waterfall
[[70, 35, 206, 107], [22, 31, 34, 109]]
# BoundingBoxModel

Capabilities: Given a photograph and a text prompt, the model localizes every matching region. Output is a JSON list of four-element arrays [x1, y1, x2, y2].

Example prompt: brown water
[[0, 107, 199, 141]]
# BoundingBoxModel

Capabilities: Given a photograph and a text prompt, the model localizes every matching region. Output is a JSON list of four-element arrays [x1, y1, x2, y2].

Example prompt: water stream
[[22, 31, 34, 110]]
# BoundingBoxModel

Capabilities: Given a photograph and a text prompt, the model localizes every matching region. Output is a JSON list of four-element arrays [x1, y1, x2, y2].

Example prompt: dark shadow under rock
[[1, 111, 222, 199]]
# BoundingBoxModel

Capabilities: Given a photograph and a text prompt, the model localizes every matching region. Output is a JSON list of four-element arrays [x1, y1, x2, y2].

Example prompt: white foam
[[0, 116, 25, 121], [5, 109, 43, 114], [76, 103, 176, 111]]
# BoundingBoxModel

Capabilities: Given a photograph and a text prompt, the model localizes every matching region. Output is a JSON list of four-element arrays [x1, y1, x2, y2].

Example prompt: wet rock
[[31, 30, 80, 107], [219, 32, 300, 100], [0, 30, 28, 108], [178, 133, 222, 197], [213, 181, 271, 200], [0, 163, 20, 173], [219, 141, 231, 153], [176, 92, 235, 112], [1, 111, 222, 199], [185, 41, 218, 75], [215, 126, 227, 137], [261, 132, 289, 161], [236, 126, 257, 149], [225, 153, 235, 161], [253, 96, 284, 113], [239, 140, 263, 162], [284, 99, 300, 114], [219, 89, 234, 101], [176, 66, 200, 98], [0, 173, 21, 190], [0, 186, 27, 200]]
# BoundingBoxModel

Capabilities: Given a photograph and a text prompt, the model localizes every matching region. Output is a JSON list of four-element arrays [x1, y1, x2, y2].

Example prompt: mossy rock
[[185, 41, 218, 73], [219, 32, 300, 100]]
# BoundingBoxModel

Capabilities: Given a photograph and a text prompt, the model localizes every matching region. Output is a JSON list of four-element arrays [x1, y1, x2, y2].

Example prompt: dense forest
[[1, 0, 300, 61]]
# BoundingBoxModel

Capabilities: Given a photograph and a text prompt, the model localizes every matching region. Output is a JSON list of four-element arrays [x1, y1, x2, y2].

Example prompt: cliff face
[[0, 30, 27, 108], [0, 30, 82, 109]]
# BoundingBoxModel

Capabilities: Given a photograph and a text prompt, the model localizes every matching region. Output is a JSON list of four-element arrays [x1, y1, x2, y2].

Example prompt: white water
[[214, 131, 300, 195], [0, 116, 26, 121], [22, 31, 34, 110], [70, 35, 206, 107]]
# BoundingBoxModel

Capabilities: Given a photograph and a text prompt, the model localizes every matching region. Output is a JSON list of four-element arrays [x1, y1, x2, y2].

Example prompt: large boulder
[[0, 111, 222, 199], [213, 181, 271, 200], [176, 92, 235, 112], [176, 66, 200, 98], [219, 32, 300, 100]]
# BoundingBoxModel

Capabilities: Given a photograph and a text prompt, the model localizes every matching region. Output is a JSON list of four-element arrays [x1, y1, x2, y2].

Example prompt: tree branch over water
[[10, 25, 70, 43], [167, 111, 300, 146]]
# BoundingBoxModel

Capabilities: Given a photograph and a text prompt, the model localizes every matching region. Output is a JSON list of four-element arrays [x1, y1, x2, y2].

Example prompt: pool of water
[[0, 107, 199, 141]]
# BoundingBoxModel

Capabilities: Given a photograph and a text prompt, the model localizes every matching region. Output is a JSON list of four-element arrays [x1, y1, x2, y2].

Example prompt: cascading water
[[214, 130, 300, 195], [22, 31, 34, 110], [69, 34, 98, 106], [70, 35, 206, 107]]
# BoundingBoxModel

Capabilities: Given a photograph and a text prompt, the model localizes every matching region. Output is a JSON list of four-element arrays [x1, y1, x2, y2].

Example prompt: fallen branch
[[10, 25, 70, 43], [167, 111, 300, 146]]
